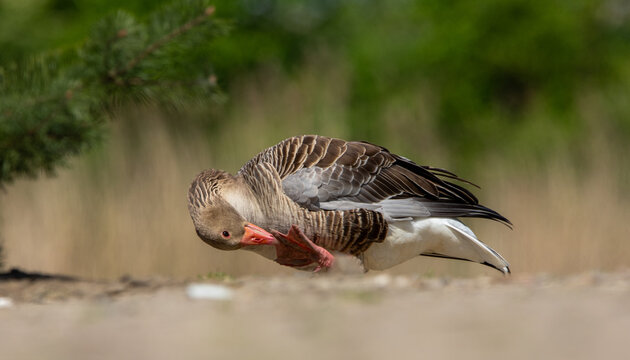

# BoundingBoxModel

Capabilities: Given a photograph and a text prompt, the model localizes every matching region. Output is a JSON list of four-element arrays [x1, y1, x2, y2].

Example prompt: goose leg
[[271, 225, 335, 272]]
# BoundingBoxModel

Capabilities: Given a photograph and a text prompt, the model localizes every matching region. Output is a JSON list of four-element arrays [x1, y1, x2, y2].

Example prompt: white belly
[[362, 218, 445, 270], [362, 217, 508, 272]]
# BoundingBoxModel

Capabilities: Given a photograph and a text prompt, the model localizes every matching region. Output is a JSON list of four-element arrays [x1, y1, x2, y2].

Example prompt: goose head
[[187, 169, 275, 250]]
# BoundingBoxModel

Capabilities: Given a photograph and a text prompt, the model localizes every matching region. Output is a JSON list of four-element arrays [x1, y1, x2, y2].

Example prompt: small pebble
[[0, 297, 14, 309], [372, 274, 391, 287], [186, 283, 234, 301]]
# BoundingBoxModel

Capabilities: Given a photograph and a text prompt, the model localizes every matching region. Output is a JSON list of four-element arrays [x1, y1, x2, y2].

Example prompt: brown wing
[[239, 135, 510, 225]]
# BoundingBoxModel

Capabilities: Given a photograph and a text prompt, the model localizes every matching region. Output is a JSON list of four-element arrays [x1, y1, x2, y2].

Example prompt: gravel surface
[[1, 269, 629, 360]]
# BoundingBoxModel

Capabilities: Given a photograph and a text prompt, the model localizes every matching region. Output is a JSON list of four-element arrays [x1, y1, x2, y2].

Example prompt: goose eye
[[221, 231, 231, 239]]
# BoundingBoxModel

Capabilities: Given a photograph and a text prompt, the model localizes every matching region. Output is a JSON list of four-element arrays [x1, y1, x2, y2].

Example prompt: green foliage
[[0, 53, 100, 183], [0, 0, 169, 64], [409, 0, 629, 162], [2, 0, 630, 178], [0, 0, 228, 184], [207, 0, 630, 165]]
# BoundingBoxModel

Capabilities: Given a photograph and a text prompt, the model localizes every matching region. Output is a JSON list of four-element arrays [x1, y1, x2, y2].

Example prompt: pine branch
[[0, 0, 228, 184], [111, 6, 216, 79]]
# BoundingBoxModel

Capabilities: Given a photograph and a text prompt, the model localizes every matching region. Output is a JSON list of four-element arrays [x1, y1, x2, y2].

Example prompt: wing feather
[[239, 135, 510, 225]]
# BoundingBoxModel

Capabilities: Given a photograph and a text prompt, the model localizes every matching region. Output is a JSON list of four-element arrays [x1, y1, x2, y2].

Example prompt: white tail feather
[[362, 218, 510, 274], [440, 220, 510, 274]]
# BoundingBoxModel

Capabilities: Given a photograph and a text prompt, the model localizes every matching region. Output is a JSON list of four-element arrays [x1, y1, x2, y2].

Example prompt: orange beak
[[241, 223, 276, 246]]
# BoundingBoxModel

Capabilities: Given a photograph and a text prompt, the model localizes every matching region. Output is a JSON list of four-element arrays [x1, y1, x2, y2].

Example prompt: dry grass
[[1, 63, 629, 279]]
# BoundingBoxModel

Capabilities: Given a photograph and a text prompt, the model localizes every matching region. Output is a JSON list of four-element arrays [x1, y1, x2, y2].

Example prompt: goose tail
[[421, 219, 510, 274]]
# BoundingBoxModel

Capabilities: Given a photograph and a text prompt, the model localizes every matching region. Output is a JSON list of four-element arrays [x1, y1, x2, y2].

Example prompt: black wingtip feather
[[393, 157, 480, 204], [470, 204, 513, 228], [419, 201, 513, 228], [423, 166, 481, 189], [390, 156, 512, 227]]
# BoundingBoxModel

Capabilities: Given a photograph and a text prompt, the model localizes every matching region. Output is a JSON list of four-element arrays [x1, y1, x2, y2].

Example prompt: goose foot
[[271, 225, 335, 272]]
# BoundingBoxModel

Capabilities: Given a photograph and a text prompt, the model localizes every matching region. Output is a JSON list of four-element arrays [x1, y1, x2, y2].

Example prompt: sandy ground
[[1, 269, 629, 360]]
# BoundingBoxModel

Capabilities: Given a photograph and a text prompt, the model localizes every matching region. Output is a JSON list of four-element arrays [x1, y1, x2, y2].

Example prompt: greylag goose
[[188, 135, 511, 273]]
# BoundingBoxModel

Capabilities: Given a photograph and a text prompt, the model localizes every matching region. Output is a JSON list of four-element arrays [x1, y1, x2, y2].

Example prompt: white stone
[[0, 297, 14, 309], [186, 283, 234, 301]]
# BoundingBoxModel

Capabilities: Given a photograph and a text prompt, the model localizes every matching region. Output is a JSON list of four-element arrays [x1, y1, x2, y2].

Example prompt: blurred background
[[1, 0, 629, 279]]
